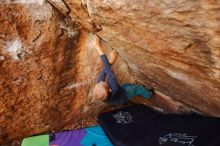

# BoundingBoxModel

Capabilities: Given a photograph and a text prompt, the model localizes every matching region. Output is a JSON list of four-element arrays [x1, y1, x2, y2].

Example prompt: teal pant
[[121, 83, 152, 101]]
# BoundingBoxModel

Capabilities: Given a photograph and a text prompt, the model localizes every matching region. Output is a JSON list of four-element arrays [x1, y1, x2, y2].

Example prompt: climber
[[93, 35, 154, 105]]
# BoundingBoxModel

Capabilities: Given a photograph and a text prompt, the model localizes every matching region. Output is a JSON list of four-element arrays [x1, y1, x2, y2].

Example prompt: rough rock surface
[[0, 2, 79, 144], [0, 0, 220, 144]]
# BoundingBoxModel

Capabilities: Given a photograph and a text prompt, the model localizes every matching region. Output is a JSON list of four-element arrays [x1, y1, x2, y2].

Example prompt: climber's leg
[[121, 83, 153, 100]]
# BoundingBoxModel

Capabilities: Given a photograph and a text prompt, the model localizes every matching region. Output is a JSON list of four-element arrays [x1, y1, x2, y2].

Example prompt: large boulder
[[62, 0, 220, 116], [0, 0, 220, 144]]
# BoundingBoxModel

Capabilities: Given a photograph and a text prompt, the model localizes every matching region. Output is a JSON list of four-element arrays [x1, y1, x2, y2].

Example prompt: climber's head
[[93, 81, 110, 101]]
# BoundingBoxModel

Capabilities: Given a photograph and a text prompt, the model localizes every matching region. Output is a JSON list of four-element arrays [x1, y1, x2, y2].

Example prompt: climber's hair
[[93, 82, 109, 101]]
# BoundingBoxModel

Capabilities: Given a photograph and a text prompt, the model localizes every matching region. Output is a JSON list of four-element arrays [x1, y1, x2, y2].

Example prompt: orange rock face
[[0, 2, 79, 143], [0, 0, 220, 144]]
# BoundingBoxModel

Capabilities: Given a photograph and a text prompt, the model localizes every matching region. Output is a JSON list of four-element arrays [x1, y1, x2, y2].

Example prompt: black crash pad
[[98, 104, 220, 146]]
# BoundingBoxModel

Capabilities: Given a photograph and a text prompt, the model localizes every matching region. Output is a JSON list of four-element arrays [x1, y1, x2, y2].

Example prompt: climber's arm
[[100, 55, 119, 94], [97, 68, 106, 83], [94, 36, 119, 94], [96, 55, 119, 95]]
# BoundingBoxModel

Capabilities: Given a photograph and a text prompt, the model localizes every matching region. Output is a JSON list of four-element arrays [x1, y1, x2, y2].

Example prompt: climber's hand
[[93, 35, 105, 55], [94, 35, 101, 49]]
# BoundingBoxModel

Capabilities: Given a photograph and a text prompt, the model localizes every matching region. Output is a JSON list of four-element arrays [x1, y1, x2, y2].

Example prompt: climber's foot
[[109, 50, 117, 64], [142, 85, 155, 98], [148, 88, 155, 97]]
